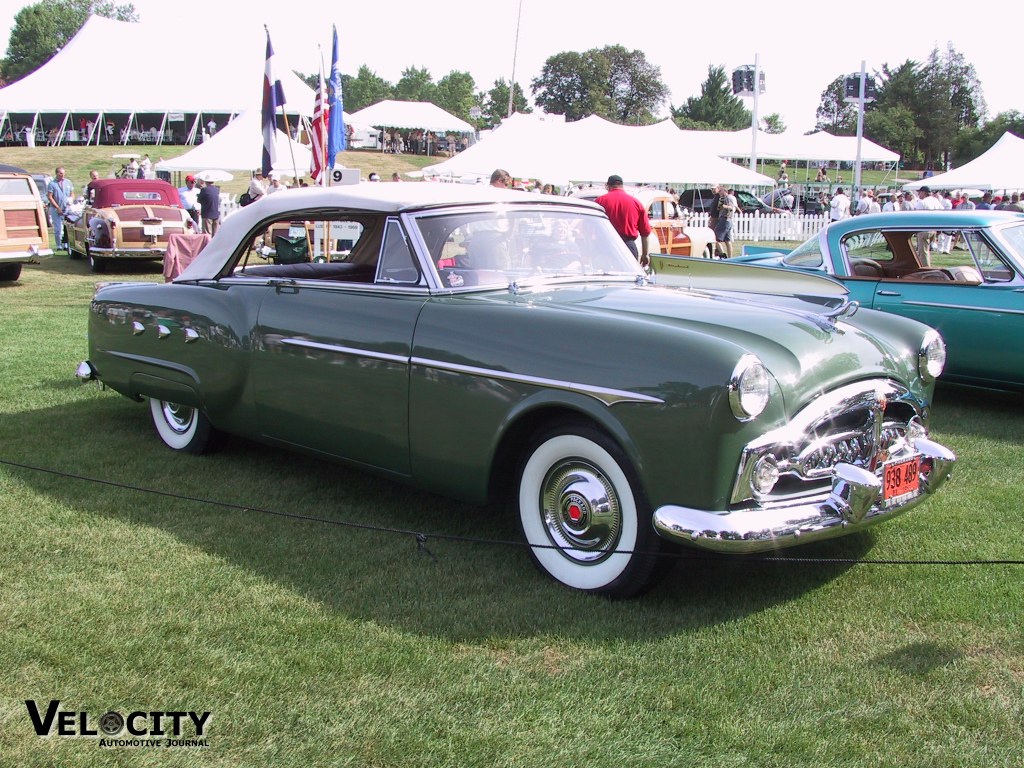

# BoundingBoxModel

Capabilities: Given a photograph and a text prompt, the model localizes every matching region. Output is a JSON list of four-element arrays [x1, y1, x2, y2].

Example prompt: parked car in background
[[77, 184, 956, 597], [573, 185, 716, 258], [65, 178, 194, 272], [0, 164, 54, 282], [677, 188, 781, 215], [733, 210, 1024, 391]]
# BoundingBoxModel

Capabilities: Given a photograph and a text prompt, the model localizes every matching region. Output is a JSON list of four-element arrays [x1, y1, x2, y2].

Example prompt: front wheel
[[517, 424, 667, 597], [0, 263, 22, 282], [149, 398, 222, 454]]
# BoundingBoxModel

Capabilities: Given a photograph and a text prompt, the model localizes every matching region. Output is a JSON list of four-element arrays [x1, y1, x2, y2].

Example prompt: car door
[[250, 216, 428, 474], [868, 230, 1024, 386]]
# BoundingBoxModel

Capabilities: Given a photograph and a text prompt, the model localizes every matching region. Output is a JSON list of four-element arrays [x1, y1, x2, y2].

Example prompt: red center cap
[[567, 503, 583, 522]]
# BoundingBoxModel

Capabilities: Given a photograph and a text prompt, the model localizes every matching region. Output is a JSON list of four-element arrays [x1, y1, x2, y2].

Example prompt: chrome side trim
[[410, 356, 664, 406], [280, 338, 409, 364], [901, 300, 1024, 316], [274, 341, 664, 405], [654, 437, 956, 553]]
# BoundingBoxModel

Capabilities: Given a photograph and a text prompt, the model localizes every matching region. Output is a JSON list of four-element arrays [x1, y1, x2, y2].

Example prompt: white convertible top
[[177, 183, 599, 281]]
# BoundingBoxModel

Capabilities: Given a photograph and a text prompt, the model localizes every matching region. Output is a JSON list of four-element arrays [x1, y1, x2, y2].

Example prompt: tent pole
[[187, 113, 201, 145], [157, 112, 168, 146], [55, 112, 70, 146], [280, 110, 300, 182]]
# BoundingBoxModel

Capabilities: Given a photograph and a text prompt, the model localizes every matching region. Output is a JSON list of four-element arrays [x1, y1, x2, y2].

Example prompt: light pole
[[732, 57, 765, 173], [508, 0, 523, 119], [844, 62, 876, 196]]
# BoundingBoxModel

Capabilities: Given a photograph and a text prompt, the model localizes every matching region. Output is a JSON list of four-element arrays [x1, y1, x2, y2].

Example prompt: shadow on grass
[[872, 641, 963, 676], [25, 253, 164, 278], [3, 396, 873, 642], [930, 382, 1024, 447]]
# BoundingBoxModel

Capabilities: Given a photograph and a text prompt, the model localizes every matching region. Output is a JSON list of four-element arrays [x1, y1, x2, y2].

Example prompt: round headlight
[[729, 355, 771, 421], [918, 329, 946, 383]]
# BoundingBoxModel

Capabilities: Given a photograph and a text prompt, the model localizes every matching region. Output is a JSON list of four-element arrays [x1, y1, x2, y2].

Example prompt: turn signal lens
[[752, 454, 780, 495]]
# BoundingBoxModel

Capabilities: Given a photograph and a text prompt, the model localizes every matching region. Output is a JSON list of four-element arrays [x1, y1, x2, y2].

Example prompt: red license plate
[[883, 457, 920, 503]]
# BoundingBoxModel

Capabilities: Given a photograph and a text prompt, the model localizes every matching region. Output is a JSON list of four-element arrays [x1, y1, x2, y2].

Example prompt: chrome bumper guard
[[75, 360, 97, 382], [653, 437, 956, 553]]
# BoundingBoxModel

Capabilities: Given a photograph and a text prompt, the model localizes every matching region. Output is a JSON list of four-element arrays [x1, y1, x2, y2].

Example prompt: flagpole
[[265, 24, 299, 183], [319, 45, 328, 187]]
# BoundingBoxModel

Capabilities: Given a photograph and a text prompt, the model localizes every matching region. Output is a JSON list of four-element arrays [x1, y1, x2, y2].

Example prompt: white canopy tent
[[693, 128, 901, 164], [0, 15, 315, 145], [902, 132, 1024, 191], [154, 110, 312, 176], [346, 100, 475, 134], [422, 114, 775, 187]]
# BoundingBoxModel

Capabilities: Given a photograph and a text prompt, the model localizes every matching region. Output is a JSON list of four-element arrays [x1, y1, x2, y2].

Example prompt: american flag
[[261, 27, 287, 177], [310, 67, 329, 183]]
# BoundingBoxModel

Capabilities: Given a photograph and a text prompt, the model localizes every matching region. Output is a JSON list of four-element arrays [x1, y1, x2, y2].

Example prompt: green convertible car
[[77, 184, 956, 597]]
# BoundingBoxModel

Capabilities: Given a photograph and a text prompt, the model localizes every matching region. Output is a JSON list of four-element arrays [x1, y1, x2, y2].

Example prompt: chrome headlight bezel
[[918, 329, 946, 384], [729, 354, 771, 421]]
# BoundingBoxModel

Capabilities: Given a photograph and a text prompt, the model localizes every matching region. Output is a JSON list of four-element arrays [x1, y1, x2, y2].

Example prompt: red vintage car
[[66, 178, 194, 272]]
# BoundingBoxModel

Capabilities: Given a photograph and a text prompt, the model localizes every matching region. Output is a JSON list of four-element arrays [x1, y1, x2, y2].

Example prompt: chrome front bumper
[[653, 438, 956, 553]]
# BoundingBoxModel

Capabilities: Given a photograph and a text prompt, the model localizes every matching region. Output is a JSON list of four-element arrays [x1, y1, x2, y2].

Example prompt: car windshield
[[783, 233, 825, 268], [996, 222, 1024, 267], [412, 208, 643, 287]]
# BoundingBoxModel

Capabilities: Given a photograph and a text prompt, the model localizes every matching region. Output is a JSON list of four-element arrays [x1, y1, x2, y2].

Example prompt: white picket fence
[[690, 211, 828, 242]]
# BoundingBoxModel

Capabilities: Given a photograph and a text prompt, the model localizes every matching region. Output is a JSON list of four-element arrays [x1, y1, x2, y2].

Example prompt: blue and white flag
[[326, 24, 346, 173], [261, 28, 287, 177]]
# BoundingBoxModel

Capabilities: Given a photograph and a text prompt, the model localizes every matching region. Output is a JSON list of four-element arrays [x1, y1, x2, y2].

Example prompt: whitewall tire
[[517, 424, 665, 597], [149, 398, 220, 454]]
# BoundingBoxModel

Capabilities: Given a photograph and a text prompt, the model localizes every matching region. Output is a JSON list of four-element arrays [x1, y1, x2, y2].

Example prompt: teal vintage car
[[733, 210, 1024, 392], [77, 185, 956, 597]]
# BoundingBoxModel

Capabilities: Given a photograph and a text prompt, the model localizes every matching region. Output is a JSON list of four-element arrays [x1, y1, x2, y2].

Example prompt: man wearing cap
[[247, 170, 268, 205], [913, 186, 942, 211], [197, 177, 221, 235], [177, 175, 200, 227], [595, 174, 651, 267]]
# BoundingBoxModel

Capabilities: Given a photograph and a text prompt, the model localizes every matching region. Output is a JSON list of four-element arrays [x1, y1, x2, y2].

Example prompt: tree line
[[3, 1, 1016, 168]]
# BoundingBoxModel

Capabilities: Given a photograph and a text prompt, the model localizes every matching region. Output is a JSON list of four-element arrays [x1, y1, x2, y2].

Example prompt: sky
[[0, 0, 1017, 133]]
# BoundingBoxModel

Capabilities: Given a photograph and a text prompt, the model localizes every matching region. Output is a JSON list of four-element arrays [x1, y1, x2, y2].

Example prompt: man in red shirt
[[595, 174, 651, 267]]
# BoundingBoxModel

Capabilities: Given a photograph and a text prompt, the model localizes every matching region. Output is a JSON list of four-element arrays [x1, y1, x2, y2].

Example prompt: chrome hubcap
[[161, 402, 195, 435], [540, 459, 621, 563]]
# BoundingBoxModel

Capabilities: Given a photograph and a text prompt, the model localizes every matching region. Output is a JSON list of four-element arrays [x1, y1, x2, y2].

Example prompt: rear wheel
[[517, 423, 667, 597], [0, 263, 23, 282], [149, 398, 222, 454]]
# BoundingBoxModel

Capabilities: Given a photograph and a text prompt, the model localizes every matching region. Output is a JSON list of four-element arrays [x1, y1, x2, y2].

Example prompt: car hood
[[480, 279, 921, 408]]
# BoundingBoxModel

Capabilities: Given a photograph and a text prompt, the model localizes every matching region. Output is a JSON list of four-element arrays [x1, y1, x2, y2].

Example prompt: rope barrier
[[3, 457, 1022, 566]]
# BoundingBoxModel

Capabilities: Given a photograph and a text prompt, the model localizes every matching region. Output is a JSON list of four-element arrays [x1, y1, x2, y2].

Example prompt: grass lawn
[[0, 144, 441, 197], [0, 202, 1022, 766]]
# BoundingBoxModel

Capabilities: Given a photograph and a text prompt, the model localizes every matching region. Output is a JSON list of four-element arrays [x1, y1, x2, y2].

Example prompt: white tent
[[346, 100, 474, 134], [678, 128, 900, 164], [0, 15, 315, 145], [902, 132, 1024, 191], [423, 114, 775, 187], [155, 110, 311, 176]]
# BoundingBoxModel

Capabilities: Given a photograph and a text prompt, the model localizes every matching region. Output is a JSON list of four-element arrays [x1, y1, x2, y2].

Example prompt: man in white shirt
[[912, 186, 942, 265], [914, 186, 942, 211], [247, 170, 268, 204], [177, 175, 201, 227], [830, 188, 851, 221]]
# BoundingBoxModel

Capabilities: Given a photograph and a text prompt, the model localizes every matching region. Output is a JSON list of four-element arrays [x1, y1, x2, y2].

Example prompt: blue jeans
[[49, 207, 65, 249]]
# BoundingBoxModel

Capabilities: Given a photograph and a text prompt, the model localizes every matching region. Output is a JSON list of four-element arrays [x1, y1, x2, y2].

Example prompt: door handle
[[878, 290, 901, 296]]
